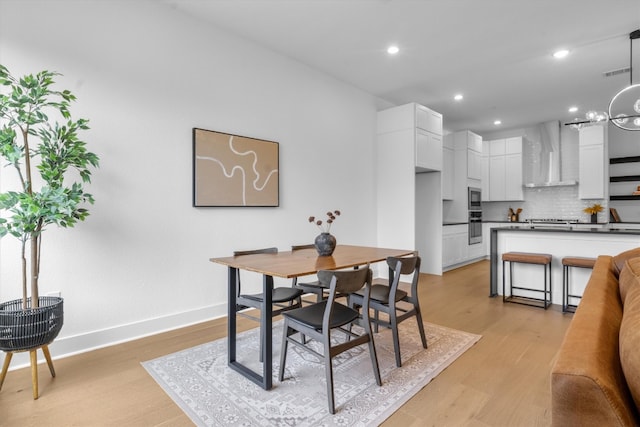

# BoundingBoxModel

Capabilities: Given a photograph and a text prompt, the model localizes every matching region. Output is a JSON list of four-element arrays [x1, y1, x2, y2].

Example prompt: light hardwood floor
[[0, 260, 572, 426]]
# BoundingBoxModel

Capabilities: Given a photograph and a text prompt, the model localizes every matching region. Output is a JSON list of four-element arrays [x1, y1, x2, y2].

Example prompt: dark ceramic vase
[[314, 232, 336, 256], [591, 213, 597, 223]]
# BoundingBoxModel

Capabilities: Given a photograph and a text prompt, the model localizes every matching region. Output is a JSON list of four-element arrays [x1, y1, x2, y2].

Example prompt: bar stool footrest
[[504, 295, 552, 309]]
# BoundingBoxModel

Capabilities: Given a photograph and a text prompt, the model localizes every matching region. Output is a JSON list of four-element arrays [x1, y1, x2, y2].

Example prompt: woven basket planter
[[0, 297, 64, 352]]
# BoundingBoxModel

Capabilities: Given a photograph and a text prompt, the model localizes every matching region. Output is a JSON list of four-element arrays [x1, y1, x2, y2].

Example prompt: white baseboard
[[442, 256, 488, 272], [6, 302, 228, 371]]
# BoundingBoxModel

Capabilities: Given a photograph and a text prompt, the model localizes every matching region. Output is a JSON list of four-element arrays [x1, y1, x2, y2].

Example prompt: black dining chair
[[291, 244, 328, 303], [348, 255, 427, 367], [233, 247, 304, 360], [278, 266, 381, 414]]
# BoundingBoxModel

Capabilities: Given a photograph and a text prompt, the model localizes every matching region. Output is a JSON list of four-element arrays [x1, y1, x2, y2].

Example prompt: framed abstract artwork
[[192, 128, 279, 207]]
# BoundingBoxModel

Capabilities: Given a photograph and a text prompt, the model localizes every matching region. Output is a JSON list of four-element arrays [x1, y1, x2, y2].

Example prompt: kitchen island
[[489, 225, 640, 306]]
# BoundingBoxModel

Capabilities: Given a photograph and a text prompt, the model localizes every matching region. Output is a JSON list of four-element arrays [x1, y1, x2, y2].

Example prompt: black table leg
[[261, 274, 273, 390], [226, 266, 274, 390], [490, 228, 498, 297], [228, 267, 237, 364]]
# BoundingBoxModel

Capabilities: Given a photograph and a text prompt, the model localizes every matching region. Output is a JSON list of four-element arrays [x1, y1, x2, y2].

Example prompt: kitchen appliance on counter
[[469, 211, 482, 244], [508, 207, 522, 222]]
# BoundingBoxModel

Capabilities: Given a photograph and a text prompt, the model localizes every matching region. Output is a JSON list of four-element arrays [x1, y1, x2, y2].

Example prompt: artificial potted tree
[[0, 65, 99, 399]]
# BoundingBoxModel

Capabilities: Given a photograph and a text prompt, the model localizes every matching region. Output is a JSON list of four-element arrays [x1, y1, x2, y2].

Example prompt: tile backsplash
[[482, 186, 607, 223]]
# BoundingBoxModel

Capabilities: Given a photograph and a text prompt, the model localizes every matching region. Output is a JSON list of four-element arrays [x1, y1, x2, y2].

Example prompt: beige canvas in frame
[[193, 128, 279, 207]]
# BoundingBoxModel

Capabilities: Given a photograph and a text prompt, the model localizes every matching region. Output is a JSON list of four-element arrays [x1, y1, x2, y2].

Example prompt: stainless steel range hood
[[523, 120, 578, 188]]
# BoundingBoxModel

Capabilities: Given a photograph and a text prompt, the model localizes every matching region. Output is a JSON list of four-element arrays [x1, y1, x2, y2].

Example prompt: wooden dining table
[[210, 244, 415, 390]]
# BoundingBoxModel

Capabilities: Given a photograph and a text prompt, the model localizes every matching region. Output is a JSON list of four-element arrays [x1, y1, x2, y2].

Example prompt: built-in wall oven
[[468, 187, 481, 210], [469, 211, 482, 245], [468, 186, 482, 245]]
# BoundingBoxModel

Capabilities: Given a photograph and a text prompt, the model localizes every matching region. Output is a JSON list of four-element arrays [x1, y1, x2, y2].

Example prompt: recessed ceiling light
[[387, 45, 399, 55], [569, 106, 578, 113], [494, 120, 502, 126], [553, 49, 570, 59], [454, 94, 463, 101]]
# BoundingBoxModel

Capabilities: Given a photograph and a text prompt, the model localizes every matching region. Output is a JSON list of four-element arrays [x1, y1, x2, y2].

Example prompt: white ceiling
[[162, 0, 640, 134]]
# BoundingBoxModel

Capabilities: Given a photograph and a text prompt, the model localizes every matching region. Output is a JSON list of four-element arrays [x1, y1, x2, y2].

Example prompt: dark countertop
[[489, 225, 640, 235], [443, 222, 467, 226], [484, 220, 608, 225]]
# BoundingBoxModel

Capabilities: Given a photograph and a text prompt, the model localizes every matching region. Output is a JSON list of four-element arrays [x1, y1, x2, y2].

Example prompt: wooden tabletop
[[210, 244, 415, 278]]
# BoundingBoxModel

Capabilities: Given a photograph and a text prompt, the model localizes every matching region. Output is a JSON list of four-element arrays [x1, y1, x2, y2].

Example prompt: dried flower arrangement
[[308, 210, 341, 233], [583, 203, 604, 215]]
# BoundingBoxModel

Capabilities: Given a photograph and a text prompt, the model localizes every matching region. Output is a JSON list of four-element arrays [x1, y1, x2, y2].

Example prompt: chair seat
[[282, 301, 359, 330], [355, 284, 407, 304], [296, 280, 325, 292], [240, 287, 304, 303]]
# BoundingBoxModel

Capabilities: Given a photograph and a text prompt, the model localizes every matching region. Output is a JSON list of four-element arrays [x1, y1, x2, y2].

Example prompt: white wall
[[0, 0, 381, 366]]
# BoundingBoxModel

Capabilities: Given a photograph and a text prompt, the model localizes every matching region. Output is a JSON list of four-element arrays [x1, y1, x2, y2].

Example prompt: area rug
[[142, 320, 481, 426]]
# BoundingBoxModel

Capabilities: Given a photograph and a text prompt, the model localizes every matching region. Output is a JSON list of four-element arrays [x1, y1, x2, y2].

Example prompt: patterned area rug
[[142, 320, 481, 426]]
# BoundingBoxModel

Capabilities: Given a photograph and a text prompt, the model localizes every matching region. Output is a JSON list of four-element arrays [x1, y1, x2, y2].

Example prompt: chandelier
[[566, 29, 640, 131], [609, 29, 640, 131]]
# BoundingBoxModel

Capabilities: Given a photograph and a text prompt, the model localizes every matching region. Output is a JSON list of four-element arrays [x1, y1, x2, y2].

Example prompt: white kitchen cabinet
[[416, 105, 443, 134], [468, 239, 484, 260], [443, 223, 487, 269], [505, 137, 522, 154], [442, 144, 454, 200], [489, 155, 506, 200], [485, 137, 523, 201], [505, 153, 524, 200], [481, 143, 490, 201], [442, 224, 468, 268], [579, 125, 607, 200], [467, 149, 482, 181], [467, 132, 482, 180], [452, 130, 483, 180], [489, 139, 506, 156], [416, 129, 443, 172], [377, 103, 443, 173]]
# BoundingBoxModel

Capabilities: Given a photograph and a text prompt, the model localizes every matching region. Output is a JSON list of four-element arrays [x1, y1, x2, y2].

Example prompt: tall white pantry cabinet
[[376, 103, 443, 275]]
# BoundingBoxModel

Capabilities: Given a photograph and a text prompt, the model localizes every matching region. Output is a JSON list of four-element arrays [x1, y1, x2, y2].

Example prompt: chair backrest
[[387, 255, 421, 295], [387, 255, 420, 275], [318, 267, 373, 330], [317, 267, 371, 295], [291, 244, 315, 251], [234, 247, 278, 257], [233, 247, 278, 295], [291, 245, 317, 286]]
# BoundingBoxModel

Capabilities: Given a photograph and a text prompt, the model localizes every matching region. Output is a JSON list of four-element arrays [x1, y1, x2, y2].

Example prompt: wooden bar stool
[[502, 251, 552, 309], [562, 256, 596, 313]]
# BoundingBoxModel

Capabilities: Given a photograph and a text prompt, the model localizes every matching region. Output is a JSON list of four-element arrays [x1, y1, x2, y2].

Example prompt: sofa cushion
[[620, 281, 640, 413], [619, 257, 640, 304], [551, 256, 638, 426], [613, 248, 640, 277]]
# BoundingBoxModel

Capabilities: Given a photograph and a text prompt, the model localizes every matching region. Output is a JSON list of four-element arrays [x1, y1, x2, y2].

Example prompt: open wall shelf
[[610, 195, 640, 201], [610, 157, 640, 200], [610, 156, 640, 164]]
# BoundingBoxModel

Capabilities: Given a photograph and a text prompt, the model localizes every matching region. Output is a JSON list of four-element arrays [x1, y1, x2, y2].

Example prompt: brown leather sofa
[[551, 248, 640, 426]]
